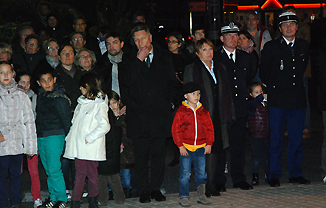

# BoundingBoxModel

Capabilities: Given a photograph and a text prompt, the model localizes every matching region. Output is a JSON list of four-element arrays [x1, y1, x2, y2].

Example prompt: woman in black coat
[[183, 38, 234, 197]]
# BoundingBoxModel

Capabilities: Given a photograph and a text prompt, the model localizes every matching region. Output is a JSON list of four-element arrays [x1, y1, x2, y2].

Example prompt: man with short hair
[[70, 17, 101, 58], [70, 31, 87, 53], [133, 11, 146, 23], [244, 12, 272, 56], [12, 26, 35, 56], [96, 31, 125, 96], [120, 23, 177, 204], [31, 2, 52, 32], [185, 25, 205, 59], [12, 34, 44, 74], [213, 22, 253, 192], [260, 12, 310, 187]]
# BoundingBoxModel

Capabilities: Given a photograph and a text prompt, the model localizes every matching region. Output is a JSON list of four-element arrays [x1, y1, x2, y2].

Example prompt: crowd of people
[[0, 2, 324, 208]]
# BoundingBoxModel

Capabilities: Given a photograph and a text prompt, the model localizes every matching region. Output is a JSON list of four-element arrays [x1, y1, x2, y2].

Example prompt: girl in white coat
[[64, 72, 110, 207]]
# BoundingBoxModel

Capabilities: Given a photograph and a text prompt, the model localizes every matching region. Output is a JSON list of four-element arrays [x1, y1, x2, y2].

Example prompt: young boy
[[172, 82, 214, 207], [247, 81, 269, 186], [35, 68, 72, 208]]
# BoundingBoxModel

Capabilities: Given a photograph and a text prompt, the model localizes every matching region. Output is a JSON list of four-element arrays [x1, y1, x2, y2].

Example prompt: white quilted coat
[[64, 93, 110, 161], [0, 79, 37, 156]]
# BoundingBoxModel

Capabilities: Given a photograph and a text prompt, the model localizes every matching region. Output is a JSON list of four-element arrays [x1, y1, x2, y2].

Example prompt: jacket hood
[[0, 78, 21, 94], [77, 92, 107, 105], [38, 83, 66, 95], [182, 100, 202, 111]]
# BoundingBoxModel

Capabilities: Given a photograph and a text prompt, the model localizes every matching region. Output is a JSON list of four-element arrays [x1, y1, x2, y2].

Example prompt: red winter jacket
[[172, 101, 214, 148]]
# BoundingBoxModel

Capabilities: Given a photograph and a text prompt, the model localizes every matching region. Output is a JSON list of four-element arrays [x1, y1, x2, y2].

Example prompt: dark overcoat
[[120, 43, 177, 139]]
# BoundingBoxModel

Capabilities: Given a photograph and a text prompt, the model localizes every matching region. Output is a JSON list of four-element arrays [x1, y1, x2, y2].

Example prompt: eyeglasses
[[48, 46, 59, 50], [75, 23, 86, 26], [72, 38, 84, 42], [0, 51, 8, 54], [246, 18, 257, 21], [61, 51, 74, 56], [166, 40, 178, 44], [27, 42, 38, 46], [79, 55, 91, 59]]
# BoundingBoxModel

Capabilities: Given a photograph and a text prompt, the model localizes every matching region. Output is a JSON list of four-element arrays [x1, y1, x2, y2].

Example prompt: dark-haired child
[[64, 72, 110, 207], [15, 70, 42, 207], [247, 81, 269, 186], [0, 62, 37, 208], [35, 68, 72, 208], [172, 82, 214, 207]]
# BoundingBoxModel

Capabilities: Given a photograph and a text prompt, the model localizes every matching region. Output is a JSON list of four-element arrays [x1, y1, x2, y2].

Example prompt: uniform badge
[[280, 60, 284, 70]]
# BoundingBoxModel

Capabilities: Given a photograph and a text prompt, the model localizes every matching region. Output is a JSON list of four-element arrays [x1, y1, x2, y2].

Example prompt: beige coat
[[0, 80, 37, 156], [64, 94, 110, 161]]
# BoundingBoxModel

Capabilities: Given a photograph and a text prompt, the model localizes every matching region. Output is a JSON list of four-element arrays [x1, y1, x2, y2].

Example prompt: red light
[[261, 0, 283, 9], [238, 5, 259, 10], [188, 36, 192, 40], [284, 3, 325, 9], [165, 37, 168, 40]]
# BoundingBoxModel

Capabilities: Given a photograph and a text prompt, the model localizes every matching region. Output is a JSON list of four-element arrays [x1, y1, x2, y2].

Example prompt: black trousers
[[133, 137, 166, 195], [210, 117, 247, 186]]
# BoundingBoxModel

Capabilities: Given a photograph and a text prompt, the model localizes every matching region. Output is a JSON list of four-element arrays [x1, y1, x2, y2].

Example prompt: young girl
[[64, 72, 110, 208], [109, 91, 135, 198], [15, 70, 42, 207], [247, 81, 270, 186], [0, 62, 37, 208]]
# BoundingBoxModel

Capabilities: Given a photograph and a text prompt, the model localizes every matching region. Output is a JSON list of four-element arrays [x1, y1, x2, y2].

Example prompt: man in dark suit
[[120, 23, 177, 203], [213, 22, 253, 191], [260, 12, 310, 187]]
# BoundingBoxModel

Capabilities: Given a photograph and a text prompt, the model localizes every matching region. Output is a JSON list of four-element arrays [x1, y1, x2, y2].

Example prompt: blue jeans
[[268, 107, 305, 179], [120, 169, 131, 188], [179, 147, 206, 198], [0, 154, 23, 207]]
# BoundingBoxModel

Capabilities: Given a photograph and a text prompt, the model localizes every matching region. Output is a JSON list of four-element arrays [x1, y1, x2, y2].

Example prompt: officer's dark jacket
[[259, 37, 309, 109]]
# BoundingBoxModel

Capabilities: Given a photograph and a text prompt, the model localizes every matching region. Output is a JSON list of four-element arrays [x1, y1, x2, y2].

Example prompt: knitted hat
[[183, 82, 201, 95]]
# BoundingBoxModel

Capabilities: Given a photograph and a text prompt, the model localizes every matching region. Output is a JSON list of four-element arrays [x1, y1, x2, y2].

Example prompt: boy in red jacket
[[172, 82, 214, 207]]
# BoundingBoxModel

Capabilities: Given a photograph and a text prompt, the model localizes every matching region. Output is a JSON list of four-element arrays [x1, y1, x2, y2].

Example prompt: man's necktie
[[230, 53, 234, 62], [146, 53, 151, 68]]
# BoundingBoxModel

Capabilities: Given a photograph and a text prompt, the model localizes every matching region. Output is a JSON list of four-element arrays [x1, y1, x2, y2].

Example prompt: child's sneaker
[[52, 201, 66, 208], [40, 198, 55, 208], [179, 197, 191, 207], [34, 198, 42, 208]]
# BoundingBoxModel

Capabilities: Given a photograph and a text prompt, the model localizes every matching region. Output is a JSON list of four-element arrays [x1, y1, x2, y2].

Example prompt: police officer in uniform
[[213, 22, 253, 191], [259, 12, 310, 187]]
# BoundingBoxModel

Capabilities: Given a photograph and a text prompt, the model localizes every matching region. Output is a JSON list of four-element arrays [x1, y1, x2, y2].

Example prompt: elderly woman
[[184, 38, 234, 197], [12, 34, 44, 74], [237, 30, 259, 81], [0, 42, 13, 62], [74, 48, 96, 72]]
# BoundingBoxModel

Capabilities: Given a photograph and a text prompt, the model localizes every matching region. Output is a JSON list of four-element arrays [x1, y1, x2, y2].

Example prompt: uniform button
[[293, 67, 295, 69], [293, 75, 296, 77], [234, 77, 237, 80], [234, 70, 235, 72], [273, 86, 276, 88], [235, 94, 238, 96], [235, 85, 238, 88], [293, 59, 295, 61], [293, 83, 295, 85], [244, 68, 246, 70]]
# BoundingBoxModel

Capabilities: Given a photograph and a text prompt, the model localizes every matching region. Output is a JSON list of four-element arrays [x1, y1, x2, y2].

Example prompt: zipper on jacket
[[194, 109, 197, 146]]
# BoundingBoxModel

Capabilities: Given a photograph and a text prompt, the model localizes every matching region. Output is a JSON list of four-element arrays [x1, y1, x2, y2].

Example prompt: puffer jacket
[[172, 101, 214, 148], [248, 94, 269, 139], [36, 83, 72, 137], [0, 79, 37, 156], [64, 93, 110, 161]]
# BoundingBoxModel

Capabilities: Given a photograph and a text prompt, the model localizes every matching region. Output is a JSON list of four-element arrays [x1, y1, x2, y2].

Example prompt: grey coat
[[0, 79, 37, 156]]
